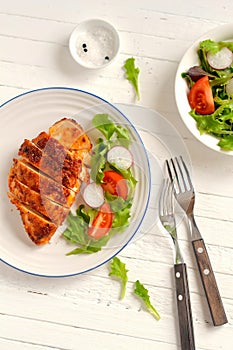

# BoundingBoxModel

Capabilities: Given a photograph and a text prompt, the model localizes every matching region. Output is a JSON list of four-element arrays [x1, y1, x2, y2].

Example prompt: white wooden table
[[0, 1, 232, 349]]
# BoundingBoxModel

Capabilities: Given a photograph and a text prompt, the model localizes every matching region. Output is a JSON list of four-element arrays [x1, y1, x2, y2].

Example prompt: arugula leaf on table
[[134, 280, 160, 320], [124, 57, 140, 100], [109, 257, 128, 299]]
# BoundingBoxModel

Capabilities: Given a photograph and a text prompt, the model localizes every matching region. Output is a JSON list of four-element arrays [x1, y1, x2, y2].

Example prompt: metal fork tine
[[167, 179, 173, 215], [171, 158, 182, 193], [180, 156, 193, 190], [175, 156, 188, 192], [166, 159, 173, 182], [166, 158, 182, 193], [159, 179, 165, 216], [166, 159, 177, 191]]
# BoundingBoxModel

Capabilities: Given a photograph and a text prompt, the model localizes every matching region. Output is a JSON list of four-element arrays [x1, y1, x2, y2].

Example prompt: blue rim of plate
[[0, 86, 151, 278]]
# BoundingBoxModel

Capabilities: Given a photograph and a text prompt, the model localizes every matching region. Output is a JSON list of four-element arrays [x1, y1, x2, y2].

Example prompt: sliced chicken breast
[[10, 158, 77, 207], [18, 139, 81, 192], [8, 194, 58, 245], [8, 176, 69, 225]]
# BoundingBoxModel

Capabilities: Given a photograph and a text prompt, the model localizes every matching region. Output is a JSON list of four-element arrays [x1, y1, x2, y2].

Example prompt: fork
[[159, 178, 195, 350], [166, 156, 228, 326]]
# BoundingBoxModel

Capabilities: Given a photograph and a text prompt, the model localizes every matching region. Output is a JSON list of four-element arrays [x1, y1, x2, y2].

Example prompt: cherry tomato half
[[188, 76, 215, 115], [88, 203, 113, 239], [101, 170, 128, 200]]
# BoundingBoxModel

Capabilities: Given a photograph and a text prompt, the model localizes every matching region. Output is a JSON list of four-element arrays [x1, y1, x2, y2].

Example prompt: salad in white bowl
[[175, 24, 233, 154]]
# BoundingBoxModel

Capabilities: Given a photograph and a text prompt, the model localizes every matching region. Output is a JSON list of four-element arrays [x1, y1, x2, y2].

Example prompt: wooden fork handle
[[174, 263, 196, 350], [192, 238, 228, 326]]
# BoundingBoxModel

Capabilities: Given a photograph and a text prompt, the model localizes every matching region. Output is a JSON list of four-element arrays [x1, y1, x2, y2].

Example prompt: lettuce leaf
[[124, 57, 140, 100], [218, 135, 233, 150], [92, 114, 130, 144], [63, 205, 110, 255], [134, 280, 160, 320], [109, 257, 128, 299]]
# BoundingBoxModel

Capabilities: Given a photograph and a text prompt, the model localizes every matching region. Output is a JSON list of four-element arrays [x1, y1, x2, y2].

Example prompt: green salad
[[62, 114, 137, 255], [182, 39, 233, 150]]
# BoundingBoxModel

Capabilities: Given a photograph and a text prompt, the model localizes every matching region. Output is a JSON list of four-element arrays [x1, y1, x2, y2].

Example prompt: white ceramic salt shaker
[[69, 19, 120, 69]]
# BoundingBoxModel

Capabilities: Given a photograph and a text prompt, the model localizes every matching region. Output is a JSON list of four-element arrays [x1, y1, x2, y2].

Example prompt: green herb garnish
[[109, 257, 128, 299], [134, 280, 160, 320], [124, 57, 140, 100]]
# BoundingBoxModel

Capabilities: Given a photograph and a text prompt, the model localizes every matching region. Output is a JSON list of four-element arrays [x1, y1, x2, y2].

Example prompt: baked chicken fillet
[[8, 118, 92, 245]]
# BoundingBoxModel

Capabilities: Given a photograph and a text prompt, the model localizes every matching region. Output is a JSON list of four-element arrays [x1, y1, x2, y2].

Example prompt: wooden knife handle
[[192, 238, 228, 326], [174, 263, 196, 350]]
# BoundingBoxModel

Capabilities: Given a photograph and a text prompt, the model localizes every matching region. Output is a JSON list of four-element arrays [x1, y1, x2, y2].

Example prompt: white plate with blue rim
[[0, 87, 151, 277]]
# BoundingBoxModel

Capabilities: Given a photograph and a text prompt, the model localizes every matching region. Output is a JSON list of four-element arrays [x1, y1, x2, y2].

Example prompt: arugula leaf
[[111, 202, 131, 232], [92, 114, 130, 145], [76, 204, 90, 224], [63, 212, 88, 246], [134, 280, 160, 320], [109, 257, 128, 299], [90, 139, 108, 183], [63, 206, 110, 255], [92, 114, 116, 140], [124, 57, 140, 100], [66, 245, 102, 255]]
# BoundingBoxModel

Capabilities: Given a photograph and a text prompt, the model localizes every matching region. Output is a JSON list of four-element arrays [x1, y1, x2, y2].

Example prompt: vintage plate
[[175, 23, 233, 155], [0, 88, 151, 277]]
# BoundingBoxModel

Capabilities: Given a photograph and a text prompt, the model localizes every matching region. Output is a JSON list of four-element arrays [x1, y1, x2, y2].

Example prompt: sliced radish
[[207, 47, 233, 70], [226, 77, 233, 96], [83, 182, 104, 208], [107, 146, 133, 170]]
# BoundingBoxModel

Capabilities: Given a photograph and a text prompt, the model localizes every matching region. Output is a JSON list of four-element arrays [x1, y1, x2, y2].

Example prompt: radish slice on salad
[[83, 182, 105, 208], [207, 47, 233, 70], [107, 146, 133, 170], [226, 77, 233, 96]]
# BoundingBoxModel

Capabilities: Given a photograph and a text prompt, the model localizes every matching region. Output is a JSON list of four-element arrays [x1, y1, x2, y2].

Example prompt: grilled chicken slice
[[32, 131, 75, 161], [9, 176, 69, 225], [49, 118, 92, 151], [18, 139, 81, 192], [8, 194, 57, 245], [32, 131, 90, 183], [10, 158, 76, 207]]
